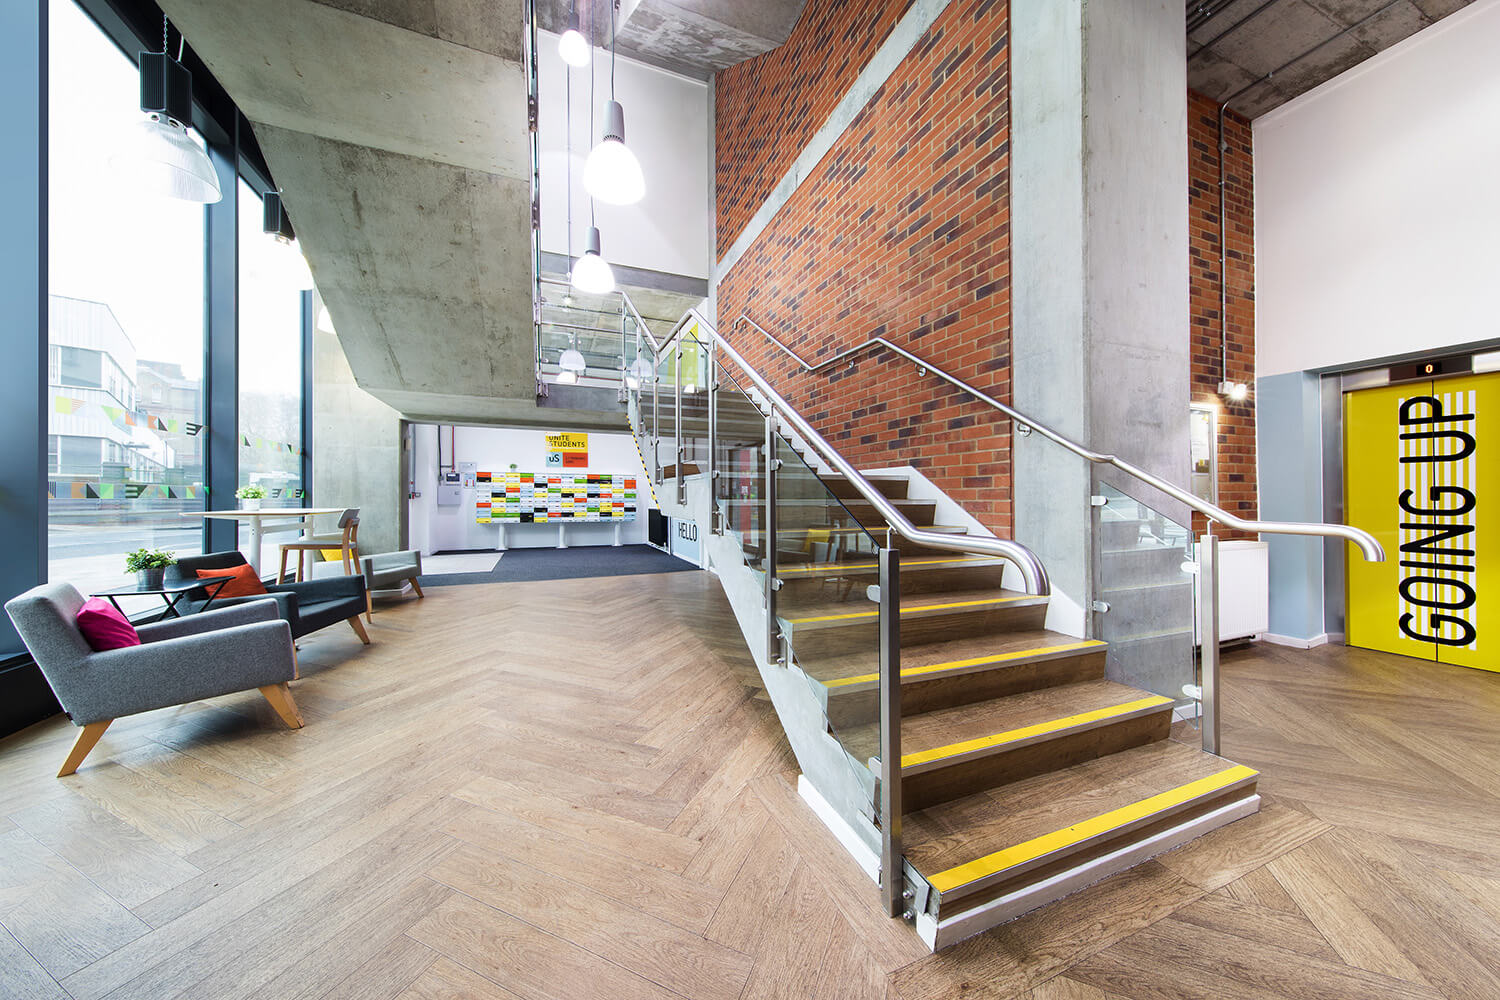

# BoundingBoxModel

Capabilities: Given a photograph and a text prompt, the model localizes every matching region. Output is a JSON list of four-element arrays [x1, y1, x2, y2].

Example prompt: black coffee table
[[91, 577, 231, 623]]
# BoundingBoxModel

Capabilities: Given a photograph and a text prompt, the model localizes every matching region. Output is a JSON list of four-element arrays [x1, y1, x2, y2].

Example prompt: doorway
[[1345, 371, 1497, 671]]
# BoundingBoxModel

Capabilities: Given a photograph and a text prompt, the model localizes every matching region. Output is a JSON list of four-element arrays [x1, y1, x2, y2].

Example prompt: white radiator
[[1198, 540, 1269, 643]]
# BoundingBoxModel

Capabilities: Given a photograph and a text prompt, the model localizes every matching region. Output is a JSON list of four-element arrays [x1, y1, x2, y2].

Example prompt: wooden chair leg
[[409, 577, 424, 598], [277, 548, 289, 585], [258, 683, 304, 729], [297, 550, 306, 583], [365, 591, 373, 623], [58, 720, 112, 777], [341, 544, 352, 576], [348, 615, 371, 644]]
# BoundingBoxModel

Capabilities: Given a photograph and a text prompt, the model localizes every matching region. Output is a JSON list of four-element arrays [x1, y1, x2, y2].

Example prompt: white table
[[184, 507, 346, 573]]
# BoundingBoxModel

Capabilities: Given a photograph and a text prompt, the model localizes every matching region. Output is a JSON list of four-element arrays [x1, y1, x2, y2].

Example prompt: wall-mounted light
[[559, 9, 590, 67], [113, 20, 221, 203], [572, 226, 616, 294], [1218, 380, 1249, 403]]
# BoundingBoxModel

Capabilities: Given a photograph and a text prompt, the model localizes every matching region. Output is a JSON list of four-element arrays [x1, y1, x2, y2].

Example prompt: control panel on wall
[[437, 471, 462, 507]]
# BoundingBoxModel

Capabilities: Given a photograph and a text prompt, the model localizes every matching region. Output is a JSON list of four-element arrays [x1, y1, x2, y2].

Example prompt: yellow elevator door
[[1345, 371, 1497, 671]]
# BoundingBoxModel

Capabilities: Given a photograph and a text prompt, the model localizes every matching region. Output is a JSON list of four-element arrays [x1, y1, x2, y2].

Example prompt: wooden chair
[[278, 508, 360, 583]]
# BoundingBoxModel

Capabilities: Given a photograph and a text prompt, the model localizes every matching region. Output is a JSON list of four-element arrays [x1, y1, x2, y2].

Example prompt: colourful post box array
[[474, 472, 638, 524]]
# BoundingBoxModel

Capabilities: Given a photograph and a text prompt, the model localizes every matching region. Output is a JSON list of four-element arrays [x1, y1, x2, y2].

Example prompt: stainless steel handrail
[[663, 309, 1052, 596], [620, 293, 662, 356], [732, 316, 1386, 563]]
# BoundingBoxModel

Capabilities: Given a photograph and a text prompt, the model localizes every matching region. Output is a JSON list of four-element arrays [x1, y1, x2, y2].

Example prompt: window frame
[[1, 0, 314, 734]]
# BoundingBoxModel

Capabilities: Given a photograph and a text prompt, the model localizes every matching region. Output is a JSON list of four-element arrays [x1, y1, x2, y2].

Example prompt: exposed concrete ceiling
[[536, 0, 809, 78], [1187, 0, 1474, 118], [157, 0, 620, 427]]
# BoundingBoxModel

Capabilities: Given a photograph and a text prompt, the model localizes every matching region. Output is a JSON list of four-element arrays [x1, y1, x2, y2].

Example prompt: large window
[[46, 0, 208, 600], [238, 180, 313, 571]]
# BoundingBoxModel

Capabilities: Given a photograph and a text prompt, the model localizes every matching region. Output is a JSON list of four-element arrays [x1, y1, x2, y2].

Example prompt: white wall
[[408, 423, 652, 555], [537, 29, 711, 279], [1255, 0, 1500, 379]]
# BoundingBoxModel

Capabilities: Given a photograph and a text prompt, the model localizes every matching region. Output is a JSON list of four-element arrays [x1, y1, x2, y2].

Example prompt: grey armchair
[[5, 583, 302, 777], [358, 550, 424, 621], [166, 550, 370, 645]]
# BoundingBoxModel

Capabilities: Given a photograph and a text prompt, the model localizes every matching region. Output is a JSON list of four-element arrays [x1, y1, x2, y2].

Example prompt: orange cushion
[[196, 564, 268, 598]]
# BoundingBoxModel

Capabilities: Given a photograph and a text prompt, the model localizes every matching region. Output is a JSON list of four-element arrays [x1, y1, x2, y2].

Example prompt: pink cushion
[[75, 598, 141, 651]]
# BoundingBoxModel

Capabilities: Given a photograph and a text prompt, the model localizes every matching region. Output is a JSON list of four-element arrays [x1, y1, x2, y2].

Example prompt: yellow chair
[[277, 508, 360, 583]]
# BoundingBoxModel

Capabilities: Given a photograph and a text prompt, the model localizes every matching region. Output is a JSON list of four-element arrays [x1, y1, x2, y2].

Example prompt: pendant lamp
[[572, 226, 616, 294], [583, 1, 644, 205], [559, 9, 590, 67], [113, 20, 222, 203]]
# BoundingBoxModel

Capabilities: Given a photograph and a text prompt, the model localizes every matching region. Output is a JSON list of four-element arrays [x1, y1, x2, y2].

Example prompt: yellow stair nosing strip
[[788, 594, 1041, 625], [899, 696, 1174, 770], [821, 640, 1107, 689], [779, 555, 1003, 576], [926, 764, 1260, 895]]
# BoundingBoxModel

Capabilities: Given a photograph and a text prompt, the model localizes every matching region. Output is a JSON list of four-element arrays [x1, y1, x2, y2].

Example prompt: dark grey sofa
[[166, 550, 370, 645], [4, 584, 302, 776]]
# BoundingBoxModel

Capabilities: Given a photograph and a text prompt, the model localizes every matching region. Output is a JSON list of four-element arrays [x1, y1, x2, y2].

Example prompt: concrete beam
[[537, 0, 809, 77], [160, 0, 593, 428], [254, 125, 537, 409], [161, 0, 529, 177]]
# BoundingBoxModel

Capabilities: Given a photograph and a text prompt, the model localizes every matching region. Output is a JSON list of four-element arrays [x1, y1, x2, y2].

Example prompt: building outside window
[[46, 0, 208, 600]]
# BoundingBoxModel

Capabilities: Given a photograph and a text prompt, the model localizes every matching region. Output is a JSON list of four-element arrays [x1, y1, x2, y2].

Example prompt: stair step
[[905, 740, 1258, 906], [900, 688, 1173, 772], [783, 587, 1041, 628], [779, 554, 1001, 578], [780, 588, 1049, 661], [776, 554, 1010, 598], [805, 630, 1107, 727], [741, 524, 972, 564], [837, 680, 1172, 811]]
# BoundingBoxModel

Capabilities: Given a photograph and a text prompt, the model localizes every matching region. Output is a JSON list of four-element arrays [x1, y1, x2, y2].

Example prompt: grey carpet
[[421, 544, 697, 587]]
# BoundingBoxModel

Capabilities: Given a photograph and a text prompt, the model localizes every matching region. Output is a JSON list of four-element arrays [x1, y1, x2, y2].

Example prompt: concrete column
[[312, 301, 403, 557], [1011, 0, 1191, 623]]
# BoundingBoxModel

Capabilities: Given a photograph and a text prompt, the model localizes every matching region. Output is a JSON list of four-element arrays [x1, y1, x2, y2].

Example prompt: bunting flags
[[46, 482, 309, 502], [50, 395, 296, 454]]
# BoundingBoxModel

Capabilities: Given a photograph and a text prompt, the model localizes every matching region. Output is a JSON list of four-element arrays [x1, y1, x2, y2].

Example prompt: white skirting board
[[915, 794, 1262, 951], [1260, 632, 1332, 649], [797, 775, 881, 884]]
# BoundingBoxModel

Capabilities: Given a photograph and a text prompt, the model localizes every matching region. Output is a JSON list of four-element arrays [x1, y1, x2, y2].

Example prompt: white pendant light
[[584, 100, 645, 206], [584, 1, 644, 206], [116, 115, 222, 202], [115, 21, 222, 204], [572, 226, 616, 294], [625, 354, 654, 389], [558, 336, 586, 383], [558, 10, 590, 67]]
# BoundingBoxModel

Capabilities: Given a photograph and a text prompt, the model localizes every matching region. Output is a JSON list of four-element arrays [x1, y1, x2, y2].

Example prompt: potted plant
[[125, 548, 175, 590], [236, 485, 267, 511]]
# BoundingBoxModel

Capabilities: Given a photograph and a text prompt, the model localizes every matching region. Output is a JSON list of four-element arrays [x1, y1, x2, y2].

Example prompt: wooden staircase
[[761, 468, 1261, 949], [651, 369, 1260, 949]]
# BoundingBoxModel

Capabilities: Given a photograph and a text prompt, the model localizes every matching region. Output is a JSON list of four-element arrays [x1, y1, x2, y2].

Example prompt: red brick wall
[[716, 33, 1255, 541], [715, 0, 913, 258], [1188, 90, 1257, 538], [716, 0, 1016, 531]]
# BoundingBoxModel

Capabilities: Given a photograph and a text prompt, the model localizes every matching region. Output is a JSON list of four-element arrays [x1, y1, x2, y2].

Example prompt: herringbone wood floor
[[1, 570, 1497, 999]]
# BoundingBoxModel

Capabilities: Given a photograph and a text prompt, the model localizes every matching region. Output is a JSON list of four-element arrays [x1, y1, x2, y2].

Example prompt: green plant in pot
[[236, 485, 267, 511], [125, 548, 175, 590]]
